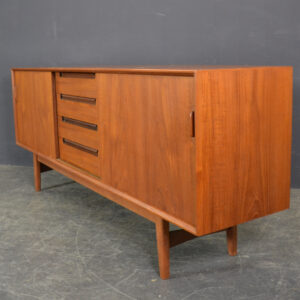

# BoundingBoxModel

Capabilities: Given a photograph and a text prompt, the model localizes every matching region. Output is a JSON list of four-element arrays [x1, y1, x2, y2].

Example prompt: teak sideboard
[[11, 66, 293, 279]]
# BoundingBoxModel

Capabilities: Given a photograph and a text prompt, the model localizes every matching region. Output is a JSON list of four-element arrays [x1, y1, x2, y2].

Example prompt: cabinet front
[[55, 72, 101, 177], [98, 74, 197, 226], [12, 71, 57, 158]]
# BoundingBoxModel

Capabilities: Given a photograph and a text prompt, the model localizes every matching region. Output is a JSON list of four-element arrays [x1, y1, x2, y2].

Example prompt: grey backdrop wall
[[0, 0, 299, 187]]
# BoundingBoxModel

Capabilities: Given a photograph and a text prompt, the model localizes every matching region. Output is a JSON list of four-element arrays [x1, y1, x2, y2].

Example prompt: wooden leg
[[155, 219, 170, 279], [33, 154, 41, 192], [226, 226, 237, 256]]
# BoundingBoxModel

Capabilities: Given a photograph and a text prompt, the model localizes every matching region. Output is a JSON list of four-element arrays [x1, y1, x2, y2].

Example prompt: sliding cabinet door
[[12, 71, 57, 157], [98, 74, 196, 226]]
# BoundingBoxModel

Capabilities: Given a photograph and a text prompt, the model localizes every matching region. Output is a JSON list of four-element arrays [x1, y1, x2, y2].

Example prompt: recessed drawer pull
[[62, 116, 98, 131], [62, 138, 98, 156], [59, 72, 95, 79], [190, 111, 195, 137], [60, 94, 96, 105]]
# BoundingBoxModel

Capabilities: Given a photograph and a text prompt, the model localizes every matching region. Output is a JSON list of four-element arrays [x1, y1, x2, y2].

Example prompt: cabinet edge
[[37, 154, 199, 236]]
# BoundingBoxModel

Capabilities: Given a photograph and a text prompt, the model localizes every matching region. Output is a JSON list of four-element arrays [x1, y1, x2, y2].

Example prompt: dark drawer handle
[[62, 138, 98, 156], [62, 116, 98, 131], [59, 72, 95, 79], [60, 94, 96, 105], [190, 111, 195, 137]]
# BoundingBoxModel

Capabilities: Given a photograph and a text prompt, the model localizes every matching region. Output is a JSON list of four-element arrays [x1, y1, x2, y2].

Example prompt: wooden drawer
[[55, 72, 97, 98], [57, 115, 99, 149], [56, 72, 98, 123], [59, 137, 100, 177], [56, 95, 98, 124]]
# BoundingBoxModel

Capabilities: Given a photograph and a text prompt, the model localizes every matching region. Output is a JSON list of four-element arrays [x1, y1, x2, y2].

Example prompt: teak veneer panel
[[195, 67, 293, 235], [98, 74, 196, 226], [12, 65, 291, 75], [56, 93, 98, 124], [12, 71, 57, 158], [55, 72, 97, 99], [59, 137, 100, 177], [57, 115, 99, 150]]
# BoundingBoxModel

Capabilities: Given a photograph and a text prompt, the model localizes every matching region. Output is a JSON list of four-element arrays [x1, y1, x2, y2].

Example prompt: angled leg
[[226, 226, 237, 256], [33, 153, 41, 192], [155, 219, 170, 279]]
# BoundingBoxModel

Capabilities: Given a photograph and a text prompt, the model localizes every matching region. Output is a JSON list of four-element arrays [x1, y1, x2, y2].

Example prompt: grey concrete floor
[[0, 165, 299, 300]]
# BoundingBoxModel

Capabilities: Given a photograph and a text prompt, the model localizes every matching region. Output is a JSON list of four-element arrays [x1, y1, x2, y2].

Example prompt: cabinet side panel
[[196, 67, 293, 235], [13, 71, 57, 158], [98, 74, 196, 226], [11, 70, 19, 143]]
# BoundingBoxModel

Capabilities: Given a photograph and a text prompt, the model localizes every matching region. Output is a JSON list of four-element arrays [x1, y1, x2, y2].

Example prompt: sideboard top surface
[[11, 65, 292, 76]]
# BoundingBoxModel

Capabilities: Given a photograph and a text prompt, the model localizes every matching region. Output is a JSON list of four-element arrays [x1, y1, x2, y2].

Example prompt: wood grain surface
[[55, 72, 96, 98], [12, 71, 57, 158], [59, 137, 100, 177], [58, 115, 99, 149], [98, 73, 196, 226], [196, 67, 293, 235]]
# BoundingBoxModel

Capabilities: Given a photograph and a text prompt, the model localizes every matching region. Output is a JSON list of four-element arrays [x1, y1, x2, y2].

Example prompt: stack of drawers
[[55, 72, 100, 177]]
